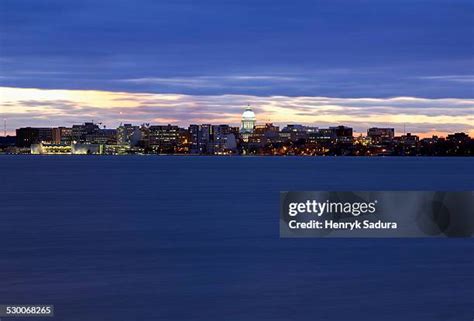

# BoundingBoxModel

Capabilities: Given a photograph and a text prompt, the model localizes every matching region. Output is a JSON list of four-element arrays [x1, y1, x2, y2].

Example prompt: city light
[[0, 106, 472, 156]]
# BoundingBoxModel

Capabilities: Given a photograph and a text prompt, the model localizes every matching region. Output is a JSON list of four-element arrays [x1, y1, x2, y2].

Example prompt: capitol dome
[[242, 106, 256, 121], [241, 105, 256, 133]]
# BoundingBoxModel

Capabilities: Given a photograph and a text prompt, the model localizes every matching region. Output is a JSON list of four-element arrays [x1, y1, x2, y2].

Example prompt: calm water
[[0, 156, 473, 321]]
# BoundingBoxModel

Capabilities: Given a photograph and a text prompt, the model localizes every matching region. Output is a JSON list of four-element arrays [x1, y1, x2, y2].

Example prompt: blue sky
[[0, 0, 473, 136], [1, 0, 473, 97]]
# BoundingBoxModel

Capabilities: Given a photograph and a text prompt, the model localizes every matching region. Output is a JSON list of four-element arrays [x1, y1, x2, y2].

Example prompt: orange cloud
[[1, 87, 473, 138]]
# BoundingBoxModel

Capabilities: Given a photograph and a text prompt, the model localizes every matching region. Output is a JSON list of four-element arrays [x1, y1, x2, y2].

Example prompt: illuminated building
[[213, 125, 237, 154], [31, 143, 72, 155], [189, 124, 213, 154], [241, 105, 256, 141], [188, 124, 201, 153], [254, 123, 279, 138], [308, 129, 336, 144], [148, 125, 182, 153], [117, 124, 141, 146], [10, 115, 473, 156], [71, 143, 103, 155], [250, 123, 280, 146]]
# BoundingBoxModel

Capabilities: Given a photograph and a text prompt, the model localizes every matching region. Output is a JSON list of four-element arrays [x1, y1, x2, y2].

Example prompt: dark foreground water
[[0, 156, 473, 321]]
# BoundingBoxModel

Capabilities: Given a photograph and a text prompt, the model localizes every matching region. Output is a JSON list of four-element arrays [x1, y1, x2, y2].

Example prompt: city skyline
[[8, 113, 472, 156]]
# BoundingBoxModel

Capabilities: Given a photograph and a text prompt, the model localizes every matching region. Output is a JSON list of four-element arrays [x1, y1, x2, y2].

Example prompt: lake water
[[0, 156, 473, 321]]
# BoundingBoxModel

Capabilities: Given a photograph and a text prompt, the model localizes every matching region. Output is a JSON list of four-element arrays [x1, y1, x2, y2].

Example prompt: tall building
[[16, 127, 53, 147], [241, 105, 256, 134], [188, 124, 200, 153], [188, 124, 213, 154], [117, 124, 141, 146], [212, 125, 237, 153], [148, 125, 182, 152]]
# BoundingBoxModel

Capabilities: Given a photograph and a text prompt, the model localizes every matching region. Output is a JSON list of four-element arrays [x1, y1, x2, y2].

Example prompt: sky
[[0, 0, 473, 136]]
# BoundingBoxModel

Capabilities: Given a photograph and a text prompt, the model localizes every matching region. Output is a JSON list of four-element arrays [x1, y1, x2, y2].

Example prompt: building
[[16, 127, 53, 147], [241, 105, 256, 134], [250, 123, 280, 146], [71, 123, 116, 144], [31, 143, 72, 155], [52, 127, 73, 144], [148, 125, 182, 153], [71, 143, 103, 155], [281, 124, 308, 142], [212, 125, 229, 152], [188, 124, 201, 153], [0, 135, 16, 148], [255, 123, 279, 138], [189, 124, 213, 154], [96, 129, 117, 145], [367, 127, 394, 144], [177, 128, 190, 153], [308, 128, 337, 144], [305, 126, 319, 134], [83, 128, 116, 145], [212, 125, 237, 154], [117, 124, 141, 146], [447, 132, 470, 143], [71, 122, 100, 143], [400, 133, 419, 145], [330, 126, 353, 143]]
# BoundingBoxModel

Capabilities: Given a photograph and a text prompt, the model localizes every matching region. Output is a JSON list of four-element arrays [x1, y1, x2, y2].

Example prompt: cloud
[[1, 0, 473, 100], [1, 86, 473, 137], [118, 75, 300, 89], [418, 75, 474, 83]]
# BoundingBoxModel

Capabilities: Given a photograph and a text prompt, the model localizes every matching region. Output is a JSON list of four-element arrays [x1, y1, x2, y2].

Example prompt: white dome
[[242, 107, 256, 120]]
